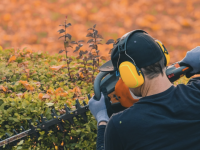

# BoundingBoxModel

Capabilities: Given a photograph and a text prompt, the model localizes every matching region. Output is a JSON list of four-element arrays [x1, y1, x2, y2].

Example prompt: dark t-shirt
[[98, 77, 200, 150]]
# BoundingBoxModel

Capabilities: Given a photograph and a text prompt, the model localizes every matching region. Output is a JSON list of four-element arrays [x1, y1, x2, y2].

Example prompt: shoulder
[[177, 77, 200, 94], [108, 106, 139, 126], [186, 77, 200, 88], [105, 109, 134, 138], [110, 107, 130, 120]]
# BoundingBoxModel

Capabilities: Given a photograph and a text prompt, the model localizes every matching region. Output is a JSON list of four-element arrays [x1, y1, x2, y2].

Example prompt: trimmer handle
[[94, 62, 192, 100], [93, 71, 125, 117], [166, 62, 192, 82], [93, 72, 109, 100], [93, 71, 119, 100]]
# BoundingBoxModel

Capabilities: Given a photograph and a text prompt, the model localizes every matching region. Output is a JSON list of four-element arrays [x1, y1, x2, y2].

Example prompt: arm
[[104, 118, 123, 150], [186, 77, 200, 91], [97, 119, 124, 150], [187, 77, 200, 84], [97, 122, 107, 150], [88, 93, 110, 150], [179, 46, 200, 78]]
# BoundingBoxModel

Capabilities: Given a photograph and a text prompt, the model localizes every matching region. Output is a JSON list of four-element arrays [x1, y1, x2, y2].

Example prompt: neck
[[141, 73, 173, 97]]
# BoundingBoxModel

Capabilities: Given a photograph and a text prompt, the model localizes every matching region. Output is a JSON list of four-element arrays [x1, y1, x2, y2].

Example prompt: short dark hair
[[141, 57, 165, 80]]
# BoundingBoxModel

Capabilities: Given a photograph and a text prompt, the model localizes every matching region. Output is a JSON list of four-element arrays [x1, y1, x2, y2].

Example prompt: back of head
[[141, 57, 165, 80]]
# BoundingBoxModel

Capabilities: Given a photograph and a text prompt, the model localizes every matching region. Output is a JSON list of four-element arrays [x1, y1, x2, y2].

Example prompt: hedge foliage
[[0, 47, 106, 150]]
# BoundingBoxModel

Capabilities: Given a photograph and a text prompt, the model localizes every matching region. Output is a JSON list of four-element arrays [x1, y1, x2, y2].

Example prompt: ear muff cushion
[[119, 61, 144, 88], [155, 40, 170, 66]]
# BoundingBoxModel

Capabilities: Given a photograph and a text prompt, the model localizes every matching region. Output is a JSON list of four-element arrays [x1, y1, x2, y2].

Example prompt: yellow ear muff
[[119, 61, 144, 88], [155, 40, 170, 66]]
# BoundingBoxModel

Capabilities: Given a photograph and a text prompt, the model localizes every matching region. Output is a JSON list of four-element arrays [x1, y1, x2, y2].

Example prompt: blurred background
[[0, 0, 200, 64]]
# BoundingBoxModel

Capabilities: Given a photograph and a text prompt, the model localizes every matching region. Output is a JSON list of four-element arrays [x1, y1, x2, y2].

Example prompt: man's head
[[99, 30, 172, 97], [142, 56, 166, 80], [111, 30, 166, 70]]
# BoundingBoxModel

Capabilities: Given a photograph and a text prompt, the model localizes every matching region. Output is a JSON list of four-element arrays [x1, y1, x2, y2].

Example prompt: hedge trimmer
[[0, 61, 192, 149], [0, 99, 89, 149], [94, 61, 192, 116]]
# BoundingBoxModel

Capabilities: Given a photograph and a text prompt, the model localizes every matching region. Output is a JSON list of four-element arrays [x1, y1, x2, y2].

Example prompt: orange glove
[[115, 78, 140, 108]]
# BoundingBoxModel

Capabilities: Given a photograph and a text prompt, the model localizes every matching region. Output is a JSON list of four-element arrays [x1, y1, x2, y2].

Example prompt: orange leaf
[[8, 56, 16, 63], [68, 89, 73, 93], [72, 86, 81, 95], [79, 72, 84, 78], [0, 86, 7, 92], [26, 49, 33, 53], [2, 86, 7, 92], [91, 51, 97, 56], [19, 80, 34, 91], [58, 92, 68, 97], [151, 24, 161, 31], [2, 77, 6, 80], [25, 69, 29, 73], [181, 19, 192, 27], [61, 141, 64, 146], [66, 101, 71, 105], [3, 13, 11, 22], [145, 14, 156, 22], [47, 89, 54, 95], [39, 93, 43, 100], [50, 65, 66, 71], [55, 87, 64, 94], [136, 18, 151, 27]]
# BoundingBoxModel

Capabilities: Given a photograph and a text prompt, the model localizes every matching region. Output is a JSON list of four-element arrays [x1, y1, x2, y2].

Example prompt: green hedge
[[0, 47, 104, 150]]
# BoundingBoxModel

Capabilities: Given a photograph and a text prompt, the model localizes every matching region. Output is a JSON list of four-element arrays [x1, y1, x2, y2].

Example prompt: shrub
[[0, 47, 105, 150]]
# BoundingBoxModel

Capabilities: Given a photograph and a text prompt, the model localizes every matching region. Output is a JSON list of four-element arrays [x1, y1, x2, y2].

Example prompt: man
[[89, 30, 200, 150]]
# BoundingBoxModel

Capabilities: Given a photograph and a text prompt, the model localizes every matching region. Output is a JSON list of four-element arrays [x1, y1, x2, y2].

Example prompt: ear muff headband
[[117, 30, 170, 89], [117, 30, 146, 88], [117, 30, 148, 53], [155, 40, 170, 66]]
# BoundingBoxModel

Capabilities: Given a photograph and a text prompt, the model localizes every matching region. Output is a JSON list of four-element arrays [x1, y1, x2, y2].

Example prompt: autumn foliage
[[0, 47, 103, 149], [0, 0, 199, 149], [1, 0, 200, 65]]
